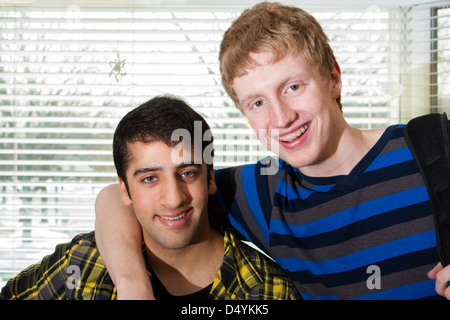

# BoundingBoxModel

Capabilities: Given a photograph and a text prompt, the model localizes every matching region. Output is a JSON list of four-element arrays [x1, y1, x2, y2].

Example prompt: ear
[[118, 177, 132, 206], [330, 61, 342, 100], [208, 168, 217, 196]]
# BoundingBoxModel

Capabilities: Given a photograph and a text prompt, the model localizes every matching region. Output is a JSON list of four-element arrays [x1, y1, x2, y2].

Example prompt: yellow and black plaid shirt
[[0, 229, 300, 300]]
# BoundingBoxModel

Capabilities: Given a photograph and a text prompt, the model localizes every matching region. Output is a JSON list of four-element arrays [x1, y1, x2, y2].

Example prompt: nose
[[160, 177, 189, 209], [270, 97, 297, 128]]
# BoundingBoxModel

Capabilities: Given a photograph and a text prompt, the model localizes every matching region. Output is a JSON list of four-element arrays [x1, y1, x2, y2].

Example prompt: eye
[[250, 99, 266, 110], [181, 171, 196, 179], [287, 84, 301, 92], [142, 176, 157, 183]]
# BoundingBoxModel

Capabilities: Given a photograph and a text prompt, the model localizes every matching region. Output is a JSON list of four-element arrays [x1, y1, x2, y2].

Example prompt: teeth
[[160, 211, 187, 221], [279, 123, 310, 142]]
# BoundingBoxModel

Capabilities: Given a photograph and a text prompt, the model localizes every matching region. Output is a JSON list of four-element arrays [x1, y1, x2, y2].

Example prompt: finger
[[435, 264, 450, 297], [428, 262, 443, 279], [445, 286, 450, 300]]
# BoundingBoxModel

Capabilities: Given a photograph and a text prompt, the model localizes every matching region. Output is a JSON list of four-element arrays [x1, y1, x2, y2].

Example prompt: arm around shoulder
[[95, 183, 155, 299]]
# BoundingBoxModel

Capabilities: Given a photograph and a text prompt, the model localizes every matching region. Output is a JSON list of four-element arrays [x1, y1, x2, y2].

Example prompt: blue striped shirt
[[212, 123, 450, 299]]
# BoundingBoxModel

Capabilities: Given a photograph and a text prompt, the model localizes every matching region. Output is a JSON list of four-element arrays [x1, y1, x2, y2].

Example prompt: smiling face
[[119, 140, 216, 251], [232, 51, 346, 173]]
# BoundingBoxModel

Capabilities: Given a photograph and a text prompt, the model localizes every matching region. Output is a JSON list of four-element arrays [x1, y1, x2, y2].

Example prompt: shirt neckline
[[291, 125, 398, 188]]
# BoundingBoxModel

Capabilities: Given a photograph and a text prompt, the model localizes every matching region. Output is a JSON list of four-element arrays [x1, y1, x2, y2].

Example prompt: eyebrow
[[239, 73, 310, 103], [133, 163, 202, 176]]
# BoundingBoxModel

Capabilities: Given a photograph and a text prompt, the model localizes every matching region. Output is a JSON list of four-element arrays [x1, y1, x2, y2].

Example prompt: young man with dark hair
[[0, 96, 299, 300]]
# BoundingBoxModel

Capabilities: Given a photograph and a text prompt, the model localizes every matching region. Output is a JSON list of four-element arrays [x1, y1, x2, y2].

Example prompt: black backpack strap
[[403, 113, 450, 266]]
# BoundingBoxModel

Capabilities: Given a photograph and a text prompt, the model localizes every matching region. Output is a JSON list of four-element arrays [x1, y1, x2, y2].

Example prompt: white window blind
[[434, 6, 450, 114], [1, 3, 449, 284], [400, 3, 450, 121]]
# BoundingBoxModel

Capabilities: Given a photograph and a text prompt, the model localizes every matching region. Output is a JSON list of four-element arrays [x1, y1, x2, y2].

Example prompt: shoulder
[[68, 231, 99, 256], [214, 157, 281, 184], [213, 157, 282, 206], [227, 229, 285, 279], [65, 232, 103, 270], [65, 232, 116, 299], [66, 232, 109, 276]]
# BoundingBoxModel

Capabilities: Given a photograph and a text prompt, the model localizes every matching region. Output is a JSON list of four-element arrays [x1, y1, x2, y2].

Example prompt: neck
[[144, 227, 224, 296], [300, 125, 385, 178]]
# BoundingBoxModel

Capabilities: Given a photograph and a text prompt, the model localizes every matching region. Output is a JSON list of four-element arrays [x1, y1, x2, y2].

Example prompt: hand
[[428, 262, 450, 299]]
